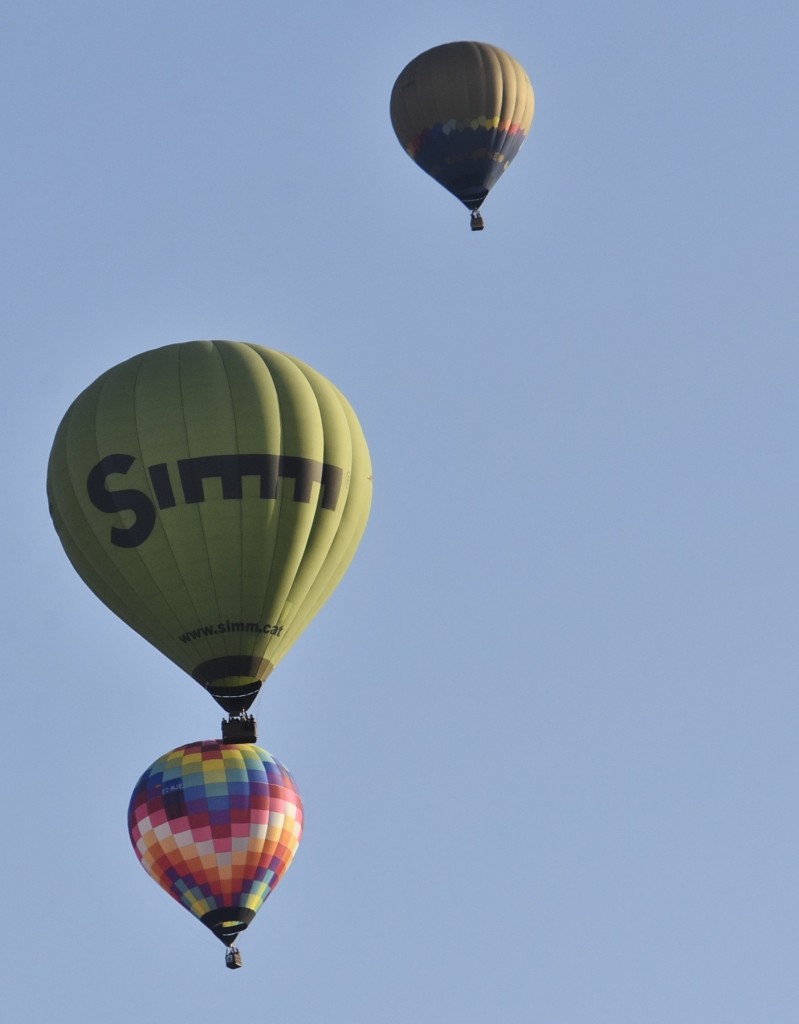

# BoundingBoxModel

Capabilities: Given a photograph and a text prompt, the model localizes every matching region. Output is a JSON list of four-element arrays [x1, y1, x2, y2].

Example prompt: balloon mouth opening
[[193, 656, 274, 713], [207, 682, 262, 715], [456, 187, 489, 210], [202, 907, 256, 946]]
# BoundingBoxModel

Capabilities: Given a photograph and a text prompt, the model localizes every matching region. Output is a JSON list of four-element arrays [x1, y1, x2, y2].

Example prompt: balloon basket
[[221, 714, 257, 744], [225, 947, 243, 970], [470, 211, 485, 231]]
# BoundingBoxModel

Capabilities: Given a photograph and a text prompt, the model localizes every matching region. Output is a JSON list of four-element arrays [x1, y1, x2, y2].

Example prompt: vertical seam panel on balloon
[[134, 347, 209, 667], [480, 45, 501, 176], [186, 342, 226, 657], [216, 341, 243, 665], [289, 381, 367, 644], [278, 358, 339, 651], [163, 344, 215, 667], [492, 49, 515, 171], [253, 349, 289, 655], [84, 356, 177, 665], [266, 353, 319, 660]]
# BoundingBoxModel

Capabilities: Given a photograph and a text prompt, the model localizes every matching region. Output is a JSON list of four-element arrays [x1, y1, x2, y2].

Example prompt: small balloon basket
[[470, 210, 485, 231], [225, 947, 243, 970]]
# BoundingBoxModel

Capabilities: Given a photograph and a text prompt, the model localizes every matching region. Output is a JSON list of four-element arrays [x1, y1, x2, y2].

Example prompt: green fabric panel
[[217, 343, 284, 665], [174, 342, 242, 660], [248, 348, 324, 647], [71, 358, 190, 645], [268, 354, 351, 642], [54, 349, 207, 672], [131, 344, 215, 666], [280, 372, 373, 659]]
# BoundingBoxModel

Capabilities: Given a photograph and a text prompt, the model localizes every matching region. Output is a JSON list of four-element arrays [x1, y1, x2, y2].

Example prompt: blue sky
[[3, 2, 799, 1021]]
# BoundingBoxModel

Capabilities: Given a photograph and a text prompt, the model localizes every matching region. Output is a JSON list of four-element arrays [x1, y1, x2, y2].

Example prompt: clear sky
[[3, 2, 799, 1021]]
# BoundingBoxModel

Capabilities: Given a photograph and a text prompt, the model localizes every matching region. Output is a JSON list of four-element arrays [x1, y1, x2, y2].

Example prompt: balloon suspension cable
[[221, 712, 258, 744], [470, 210, 485, 232], [225, 946, 243, 970]]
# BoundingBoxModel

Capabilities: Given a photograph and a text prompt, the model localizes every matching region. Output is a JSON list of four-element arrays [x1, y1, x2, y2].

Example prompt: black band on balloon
[[192, 656, 273, 714], [454, 185, 489, 210], [201, 907, 256, 947]]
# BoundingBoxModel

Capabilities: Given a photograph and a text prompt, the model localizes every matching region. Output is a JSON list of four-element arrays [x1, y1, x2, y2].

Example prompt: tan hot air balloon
[[47, 340, 372, 714], [390, 41, 535, 230]]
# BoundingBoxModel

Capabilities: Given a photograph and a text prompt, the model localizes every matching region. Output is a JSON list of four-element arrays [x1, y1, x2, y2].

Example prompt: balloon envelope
[[128, 740, 303, 946], [390, 41, 534, 213], [47, 340, 372, 713]]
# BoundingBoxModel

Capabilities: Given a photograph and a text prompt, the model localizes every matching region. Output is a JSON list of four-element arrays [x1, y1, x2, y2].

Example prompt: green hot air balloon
[[390, 41, 535, 230], [47, 340, 372, 714]]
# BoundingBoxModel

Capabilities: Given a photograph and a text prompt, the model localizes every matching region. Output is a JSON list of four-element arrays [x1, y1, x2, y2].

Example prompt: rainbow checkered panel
[[128, 741, 303, 941]]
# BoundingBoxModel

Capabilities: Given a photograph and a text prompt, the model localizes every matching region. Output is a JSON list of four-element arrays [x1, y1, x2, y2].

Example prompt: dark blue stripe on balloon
[[412, 125, 526, 209]]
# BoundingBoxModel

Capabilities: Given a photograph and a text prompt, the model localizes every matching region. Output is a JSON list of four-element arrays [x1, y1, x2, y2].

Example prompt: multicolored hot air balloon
[[390, 41, 535, 230], [128, 740, 303, 967], [47, 340, 372, 715]]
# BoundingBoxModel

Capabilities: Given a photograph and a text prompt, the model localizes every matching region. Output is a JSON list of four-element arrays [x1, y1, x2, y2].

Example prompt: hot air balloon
[[47, 340, 372, 716], [128, 740, 302, 967], [390, 41, 535, 230]]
